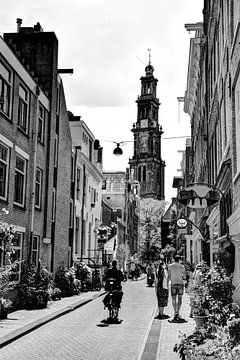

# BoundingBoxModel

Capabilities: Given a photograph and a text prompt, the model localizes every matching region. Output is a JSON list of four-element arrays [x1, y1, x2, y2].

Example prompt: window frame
[[17, 84, 29, 134], [38, 103, 46, 144], [35, 168, 43, 209], [75, 216, 80, 254], [76, 168, 81, 200], [0, 60, 12, 117], [0, 142, 9, 200], [31, 235, 39, 266], [51, 188, 56, 222], [54, 135, 59, 167], [14, 154, 27, 207], [69, 199, 74, 228]]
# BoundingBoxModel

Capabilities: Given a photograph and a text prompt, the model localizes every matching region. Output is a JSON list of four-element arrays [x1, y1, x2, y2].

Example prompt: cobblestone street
[[0, 279, 157, 360]]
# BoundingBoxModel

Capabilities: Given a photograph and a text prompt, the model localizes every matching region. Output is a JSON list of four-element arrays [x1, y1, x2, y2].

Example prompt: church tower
[[129, 55, 165, 200]]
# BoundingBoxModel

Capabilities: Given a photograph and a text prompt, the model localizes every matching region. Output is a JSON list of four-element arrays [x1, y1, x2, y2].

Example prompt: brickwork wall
[[54, 84, 71, 269], [1, 27, 72, 272]]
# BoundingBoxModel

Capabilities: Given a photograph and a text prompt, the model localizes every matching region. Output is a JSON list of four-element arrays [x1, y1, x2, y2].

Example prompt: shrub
[[16, 261, 52, 309], [54, 265, 77, 297]]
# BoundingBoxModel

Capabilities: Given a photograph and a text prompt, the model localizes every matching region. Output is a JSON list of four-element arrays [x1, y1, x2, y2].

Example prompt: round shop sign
[[177, 218, 188, 229]]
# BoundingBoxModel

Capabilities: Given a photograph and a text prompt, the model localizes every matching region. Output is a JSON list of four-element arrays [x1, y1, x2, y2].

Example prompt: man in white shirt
[[168, 255, 186, 320]]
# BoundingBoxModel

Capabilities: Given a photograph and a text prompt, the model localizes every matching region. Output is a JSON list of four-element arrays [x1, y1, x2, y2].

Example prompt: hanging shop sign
[[177, 218, 188, 228], [177, 184, 220, 209]]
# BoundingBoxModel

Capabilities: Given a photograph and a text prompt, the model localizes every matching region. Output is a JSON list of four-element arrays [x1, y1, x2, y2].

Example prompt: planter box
[[25, 289, 49, 310]]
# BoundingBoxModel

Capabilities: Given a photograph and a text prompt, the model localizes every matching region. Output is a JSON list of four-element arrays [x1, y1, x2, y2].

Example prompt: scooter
[[103, 278, 122, 323], [147, 273, 155, 287]]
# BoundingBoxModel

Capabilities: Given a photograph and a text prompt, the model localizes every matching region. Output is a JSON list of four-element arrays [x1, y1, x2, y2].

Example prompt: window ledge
[[17, 126, 30, 138]]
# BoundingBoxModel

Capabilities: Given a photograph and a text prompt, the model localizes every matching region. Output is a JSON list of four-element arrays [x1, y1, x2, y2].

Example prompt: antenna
[[147, 48, 151, 65]]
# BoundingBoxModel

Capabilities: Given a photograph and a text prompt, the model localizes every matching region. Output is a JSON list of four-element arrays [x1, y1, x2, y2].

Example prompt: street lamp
[[113, 142, 123, 156]]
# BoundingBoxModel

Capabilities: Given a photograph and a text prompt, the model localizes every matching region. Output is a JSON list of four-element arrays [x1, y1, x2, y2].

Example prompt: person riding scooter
[[103, 260, 124, 322]]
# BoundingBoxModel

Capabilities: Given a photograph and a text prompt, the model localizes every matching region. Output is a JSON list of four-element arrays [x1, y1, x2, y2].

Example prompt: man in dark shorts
[[168, 255, 186, 320]]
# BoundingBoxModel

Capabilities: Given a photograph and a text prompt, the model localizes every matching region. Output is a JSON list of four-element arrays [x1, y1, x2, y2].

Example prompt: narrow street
[[0, 278, 157, 360]]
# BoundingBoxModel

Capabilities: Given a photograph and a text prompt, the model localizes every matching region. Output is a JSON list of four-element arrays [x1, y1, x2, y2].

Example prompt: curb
[[0, 291, 106, 348]]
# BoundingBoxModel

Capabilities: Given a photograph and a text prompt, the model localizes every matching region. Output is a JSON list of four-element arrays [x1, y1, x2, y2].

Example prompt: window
[[35, 168, 43, 208], [51, 188, 56, 222], [82, 220, 86, 254], [56, 86, 60, 114], [54, 135, 59, 167], [91, 188, 97, 205], [71, 155, 74, 182], [31, 235, 39, 266], [76, 168, 81, 200], [89, 140, 92, 162], [0, 61, 11, 117], [18, 85, 29, 133], [75, 216, 80, 254], [38, 104, 46, 143], [14, 155, 27, 206], [88, 223, 92, 254], [102, 179, 106, 190], [0, 143, 9, 200], [69, 200, 74, 228]]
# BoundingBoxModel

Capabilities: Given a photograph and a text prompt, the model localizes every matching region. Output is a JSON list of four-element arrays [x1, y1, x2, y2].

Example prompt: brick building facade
[[0, 20, 72, 272]]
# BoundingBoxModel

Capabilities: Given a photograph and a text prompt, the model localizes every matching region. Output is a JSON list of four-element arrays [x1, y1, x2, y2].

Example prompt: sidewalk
[[140, 291, 195, 360], [0, 289, 106, 348]]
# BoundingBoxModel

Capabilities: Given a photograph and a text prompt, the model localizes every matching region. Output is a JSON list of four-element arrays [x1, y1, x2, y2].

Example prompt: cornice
[[184, 37, 201, 117], [79, 153, 103, 182]]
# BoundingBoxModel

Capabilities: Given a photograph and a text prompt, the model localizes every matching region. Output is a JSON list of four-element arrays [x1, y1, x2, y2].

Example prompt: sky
[[0, 0, 203, 203]]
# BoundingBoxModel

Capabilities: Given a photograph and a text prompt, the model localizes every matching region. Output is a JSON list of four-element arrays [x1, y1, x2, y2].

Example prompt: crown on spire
[[148, 48, 151, 65], [145, 49, 154, 75]]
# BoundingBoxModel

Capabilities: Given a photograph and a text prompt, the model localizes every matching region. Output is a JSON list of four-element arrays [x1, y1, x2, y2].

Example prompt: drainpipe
[[80, 163, 86, 260], [29, 85, 40, 265], [73, 146, 81, 263]]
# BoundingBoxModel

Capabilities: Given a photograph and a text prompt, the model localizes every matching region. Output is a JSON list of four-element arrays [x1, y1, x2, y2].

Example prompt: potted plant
[[189, 282, 210, 328], [17, 261, 52, 309], [0, 263, 15, 318], [54, 265, 77, 297], [0, 298, 12, 319]]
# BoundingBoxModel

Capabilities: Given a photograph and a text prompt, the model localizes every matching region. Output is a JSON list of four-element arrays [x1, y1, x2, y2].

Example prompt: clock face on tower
[[140, 119, 148, 128], [139, 133, 148, 152]]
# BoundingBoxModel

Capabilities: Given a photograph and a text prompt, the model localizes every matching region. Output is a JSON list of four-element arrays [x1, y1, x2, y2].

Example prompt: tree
[[138, 198, 167, 262]]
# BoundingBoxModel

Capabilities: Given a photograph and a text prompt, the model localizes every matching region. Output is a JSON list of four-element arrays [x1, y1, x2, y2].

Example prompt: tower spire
[[147, 48, 151, 65]]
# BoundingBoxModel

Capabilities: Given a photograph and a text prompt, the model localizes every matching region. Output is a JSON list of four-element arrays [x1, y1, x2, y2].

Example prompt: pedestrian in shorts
[[167, 255, 186, 320]]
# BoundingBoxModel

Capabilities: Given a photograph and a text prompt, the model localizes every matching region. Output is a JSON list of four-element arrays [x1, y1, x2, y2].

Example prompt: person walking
[[155, 257, 169, 319], [167, 255, 186, 321]]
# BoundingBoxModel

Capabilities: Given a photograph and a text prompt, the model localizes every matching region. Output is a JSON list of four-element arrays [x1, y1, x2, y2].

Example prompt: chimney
[[16, 18, 22, 32]]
